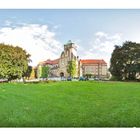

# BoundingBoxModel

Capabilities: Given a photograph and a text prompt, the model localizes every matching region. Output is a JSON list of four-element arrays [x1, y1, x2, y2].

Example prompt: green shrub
[[110, 76, 121, 81]]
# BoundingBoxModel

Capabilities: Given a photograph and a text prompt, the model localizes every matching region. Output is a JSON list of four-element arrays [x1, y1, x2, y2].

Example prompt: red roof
[[80, 59, 107, 65], [51, 59, 60, 64], [39, 58, 59, 65]]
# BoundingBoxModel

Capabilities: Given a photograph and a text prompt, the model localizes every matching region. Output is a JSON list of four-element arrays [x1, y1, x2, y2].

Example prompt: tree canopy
[[24, 66, 33, 79], [41, 66, 50, 79], [37, 65, 50, 79], [0, 43, 31, 81], [67, 60, 76, 77], [109, 41, 140, 80]]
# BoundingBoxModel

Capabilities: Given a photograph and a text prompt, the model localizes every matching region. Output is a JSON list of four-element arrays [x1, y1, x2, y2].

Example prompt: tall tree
[[24, 66, 32, 80], [30, 67, 36, 79], [109, 45, 123, 80], [0, 43, 31, 81], [40, 66, 50, 79], [67, 60, 76, 77], [109, 41, 140, 80]]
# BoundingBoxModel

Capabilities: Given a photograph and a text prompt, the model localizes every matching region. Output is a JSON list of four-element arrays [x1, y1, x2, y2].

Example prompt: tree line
[[0, 43, 76, 81], [1, 41, 140, 81]]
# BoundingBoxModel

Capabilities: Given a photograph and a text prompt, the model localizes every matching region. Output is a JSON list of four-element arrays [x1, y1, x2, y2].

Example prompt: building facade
[[37, 40, 107, 78], [79, 59, 107, 78]]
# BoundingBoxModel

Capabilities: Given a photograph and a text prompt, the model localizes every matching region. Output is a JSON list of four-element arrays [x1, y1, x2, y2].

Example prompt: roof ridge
[[80, 59, 107, 64]]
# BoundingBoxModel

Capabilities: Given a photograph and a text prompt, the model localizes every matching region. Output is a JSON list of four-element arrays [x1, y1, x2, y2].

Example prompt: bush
[[110, 76, 121, 81], [43, 80, 57, 83]]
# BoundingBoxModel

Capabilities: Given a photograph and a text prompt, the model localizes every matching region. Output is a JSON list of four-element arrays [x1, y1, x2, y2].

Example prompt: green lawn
[[0, 81, 140, 127]]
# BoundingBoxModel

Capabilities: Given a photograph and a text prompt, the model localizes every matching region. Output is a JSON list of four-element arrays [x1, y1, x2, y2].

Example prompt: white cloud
[[83, 32, 122, 66], [4, 20, 12, 26], [0, 24, 123, 68], [0, 24, 62, 66], [95, 32, 108, 38], [53, 24, 61, 29]]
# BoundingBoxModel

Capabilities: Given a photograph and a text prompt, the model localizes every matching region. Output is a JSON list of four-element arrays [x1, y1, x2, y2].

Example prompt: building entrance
[[60, 72, 64, 77]]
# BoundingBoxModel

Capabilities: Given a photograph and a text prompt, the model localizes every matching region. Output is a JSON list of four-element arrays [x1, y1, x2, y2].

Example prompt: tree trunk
[[22, 77, 26, 83]]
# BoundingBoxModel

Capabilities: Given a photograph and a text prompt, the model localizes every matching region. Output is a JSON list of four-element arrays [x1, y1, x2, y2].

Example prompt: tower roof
[[67, 40, 72, 44], [64, 40, 74, 46], [64, 40, 77, 51]]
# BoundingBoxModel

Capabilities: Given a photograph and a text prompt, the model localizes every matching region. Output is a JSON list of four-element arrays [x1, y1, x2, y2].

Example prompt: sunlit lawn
[[0, 81, 140, 127]]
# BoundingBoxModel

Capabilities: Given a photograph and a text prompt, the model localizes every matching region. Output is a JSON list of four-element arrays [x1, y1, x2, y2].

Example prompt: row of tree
[[0, 44, 41, 81], [1, 41, 140, 81]]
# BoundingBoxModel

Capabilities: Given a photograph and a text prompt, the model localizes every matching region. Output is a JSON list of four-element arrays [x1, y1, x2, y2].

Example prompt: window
[[85, 66, 94, 73], [61, 59, 64, 65]]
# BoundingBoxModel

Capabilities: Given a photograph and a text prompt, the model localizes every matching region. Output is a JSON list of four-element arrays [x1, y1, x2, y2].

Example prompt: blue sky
[[0, 9, 140, 66]]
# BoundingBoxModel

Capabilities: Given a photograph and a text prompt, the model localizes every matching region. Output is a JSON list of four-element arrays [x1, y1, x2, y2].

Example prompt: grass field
[[0, 81, 140, 127]]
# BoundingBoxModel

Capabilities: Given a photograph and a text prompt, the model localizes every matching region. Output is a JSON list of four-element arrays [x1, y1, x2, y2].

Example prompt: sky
[[0, 9, 140, 66]]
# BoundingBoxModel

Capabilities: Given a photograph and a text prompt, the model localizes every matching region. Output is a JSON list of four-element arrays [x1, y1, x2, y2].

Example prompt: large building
[[37, 40, 107, 78], [79, 59, 107, 78]]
